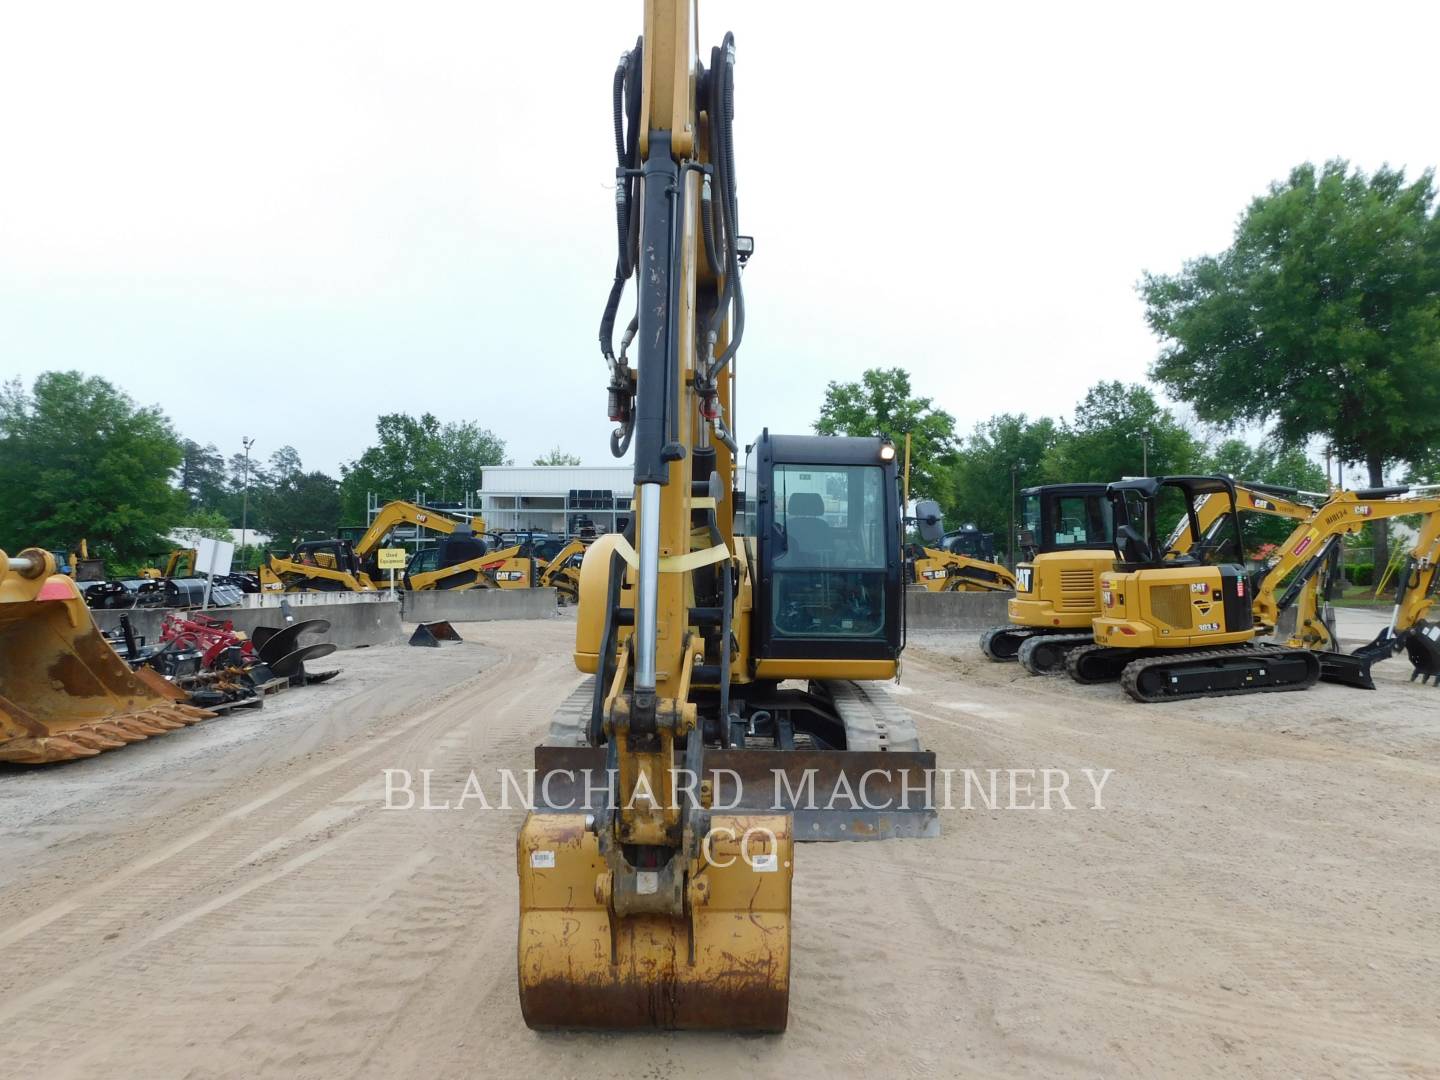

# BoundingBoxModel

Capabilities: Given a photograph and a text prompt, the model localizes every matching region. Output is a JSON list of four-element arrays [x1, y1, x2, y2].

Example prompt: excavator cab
[[1096, 476, 1254, 645], [748, 433, 902, 662], [944, 525, 997, 561], [980, 482, 1114, 671]]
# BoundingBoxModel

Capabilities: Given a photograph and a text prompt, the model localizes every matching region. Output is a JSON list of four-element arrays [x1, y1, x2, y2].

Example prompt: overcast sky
[[2, 1, 1436, 481]]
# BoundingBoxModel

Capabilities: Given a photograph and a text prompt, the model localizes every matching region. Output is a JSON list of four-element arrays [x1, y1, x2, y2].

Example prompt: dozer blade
[[408, 620, 463, 647], [0, 568, 214, 765], [516, 812, 791, 1031], [1317, 652, 1377, 691], [534, 746, 938, 841]]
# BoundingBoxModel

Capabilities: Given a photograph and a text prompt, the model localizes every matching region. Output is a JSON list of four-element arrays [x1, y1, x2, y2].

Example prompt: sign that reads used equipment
[[377, 548, 408, 570]]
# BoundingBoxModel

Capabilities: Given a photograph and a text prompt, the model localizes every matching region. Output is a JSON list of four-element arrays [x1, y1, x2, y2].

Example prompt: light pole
[[1009, 463, 1018, 569], [240, 436, 255, 567], [1140, 427, 1150, 476]]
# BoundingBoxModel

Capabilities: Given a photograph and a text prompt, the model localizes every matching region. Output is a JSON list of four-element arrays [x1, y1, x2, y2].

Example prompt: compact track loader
[[905, 502, 1015, 593], [0, 548, 211, 764]]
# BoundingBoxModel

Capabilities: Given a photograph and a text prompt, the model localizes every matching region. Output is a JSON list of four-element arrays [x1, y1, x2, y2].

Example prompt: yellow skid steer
[[0, 548, 211, 765]]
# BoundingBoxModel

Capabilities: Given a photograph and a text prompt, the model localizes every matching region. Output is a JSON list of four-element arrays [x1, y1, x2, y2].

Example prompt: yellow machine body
[[0, 549, 211, 765], [520, 1, 936, 1032], [538, 537, 588, 602], [1093, 564, 1254, 650], [1007, 548, 1113, 630], [909, 545, 1015, 592], [517, 812, 792, 1030]]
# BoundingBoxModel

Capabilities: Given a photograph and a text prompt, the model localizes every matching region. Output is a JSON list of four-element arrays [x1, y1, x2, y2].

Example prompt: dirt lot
[[1, 615, 1438, 1078]]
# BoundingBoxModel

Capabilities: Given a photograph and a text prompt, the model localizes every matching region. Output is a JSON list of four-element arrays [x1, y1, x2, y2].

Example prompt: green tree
[[338, 413, 508, 523], [1203, 438, 1328, 551], [1141, 160, 1440, 570], [814, 367, 957, 500], [259, 468, 342, 547], [0, 371, 185, 563], [1403, 449, 1440, 486], [226, 449, 271, 530], [1040, 381, 1202, 483], [534, 446, 582, 466], [176, 507, 236, 542], [176, 439, 228, 511], [946, 414, 1061, 542]]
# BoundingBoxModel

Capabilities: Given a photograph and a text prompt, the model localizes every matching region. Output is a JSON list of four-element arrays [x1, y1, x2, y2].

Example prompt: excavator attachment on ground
[[0, 549, 211, 765]]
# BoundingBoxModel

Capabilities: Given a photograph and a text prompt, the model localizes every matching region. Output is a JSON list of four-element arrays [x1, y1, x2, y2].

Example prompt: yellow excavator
[[905, 500, 1015, 592], [983, 480, 1319, 675], [0, 548, 211, 764], [537, 536, 588, 602], [1068, 478, 1440, 701], [260, 500, 534, 592], [1250, 487, 1440, 688], [516, 4, 936, 1031]]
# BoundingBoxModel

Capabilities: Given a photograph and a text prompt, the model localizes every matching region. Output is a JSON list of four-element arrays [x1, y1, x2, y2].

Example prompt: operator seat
[[784, 492, 833, 560]]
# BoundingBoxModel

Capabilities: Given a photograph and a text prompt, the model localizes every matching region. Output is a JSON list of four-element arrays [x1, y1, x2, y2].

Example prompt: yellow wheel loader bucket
[[0, 549, 212, 765], [517, 812, 793, 1031]]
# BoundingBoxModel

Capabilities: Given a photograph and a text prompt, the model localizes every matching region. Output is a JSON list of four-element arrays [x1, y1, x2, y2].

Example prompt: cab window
[[770, 463, 887, 639]]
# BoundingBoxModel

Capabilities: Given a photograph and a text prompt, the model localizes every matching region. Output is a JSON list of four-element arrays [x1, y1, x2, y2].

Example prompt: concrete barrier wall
[[401, 588, 557, 624], [92, 600, 404, 650], [906, 589, 1014, 631]]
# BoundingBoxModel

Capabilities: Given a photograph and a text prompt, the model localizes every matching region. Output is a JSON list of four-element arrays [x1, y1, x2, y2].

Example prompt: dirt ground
[[1, 614, 1438, 1079]]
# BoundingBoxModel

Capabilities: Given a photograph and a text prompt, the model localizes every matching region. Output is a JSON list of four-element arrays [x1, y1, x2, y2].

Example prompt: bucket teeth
[[91, 722, 148, 743], [0, 737, 102, 764], [140, 715, 186, 731], [69, 731, 127, 750]]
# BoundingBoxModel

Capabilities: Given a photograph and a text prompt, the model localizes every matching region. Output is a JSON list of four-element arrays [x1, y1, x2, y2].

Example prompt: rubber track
[[1065, 643, 1136, 684], [980, 626, 1048, 662], [1119, 646, 1320, 704], [1018, 633, 1094, 676]]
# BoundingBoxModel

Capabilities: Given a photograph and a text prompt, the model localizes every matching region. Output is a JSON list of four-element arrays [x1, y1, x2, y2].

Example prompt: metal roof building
[[478, 466, 633, 536]]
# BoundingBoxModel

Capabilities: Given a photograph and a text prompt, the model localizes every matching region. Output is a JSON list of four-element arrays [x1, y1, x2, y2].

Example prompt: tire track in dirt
[[0, 628, 579, 1079]]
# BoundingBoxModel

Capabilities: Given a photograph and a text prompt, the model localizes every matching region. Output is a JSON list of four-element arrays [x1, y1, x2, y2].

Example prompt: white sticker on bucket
[[636, 871, 659, 894], [530, 850, 555, 869], [751, 853, 778, 873]]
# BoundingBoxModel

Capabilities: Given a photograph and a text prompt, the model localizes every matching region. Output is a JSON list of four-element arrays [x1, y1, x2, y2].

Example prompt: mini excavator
[[1067, 478, 1440, 701], [982, 480, 1319, 675], [515, 3, 937, 1032]]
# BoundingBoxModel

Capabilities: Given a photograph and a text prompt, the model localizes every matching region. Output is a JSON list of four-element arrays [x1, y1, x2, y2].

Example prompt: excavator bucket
[[517, 812, 792, 1031], [0, 549, 212, 765], [1407, 620, 1440, 685], [408, 620, 463, 647]]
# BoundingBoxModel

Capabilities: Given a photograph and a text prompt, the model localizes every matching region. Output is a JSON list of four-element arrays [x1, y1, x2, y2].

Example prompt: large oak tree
[[1142, 160, 1440, 568]]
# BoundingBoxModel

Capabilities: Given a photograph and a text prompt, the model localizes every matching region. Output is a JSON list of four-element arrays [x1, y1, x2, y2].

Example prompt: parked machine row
[[980, 476, 1440, 700]]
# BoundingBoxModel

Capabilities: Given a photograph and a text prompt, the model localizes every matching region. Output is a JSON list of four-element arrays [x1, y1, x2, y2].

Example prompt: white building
[[478, 466, 633, 536]]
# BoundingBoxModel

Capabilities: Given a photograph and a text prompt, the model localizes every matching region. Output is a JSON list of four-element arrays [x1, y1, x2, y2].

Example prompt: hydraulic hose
[[599, 41, 643, 369], [704, 34, 745, 382]]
